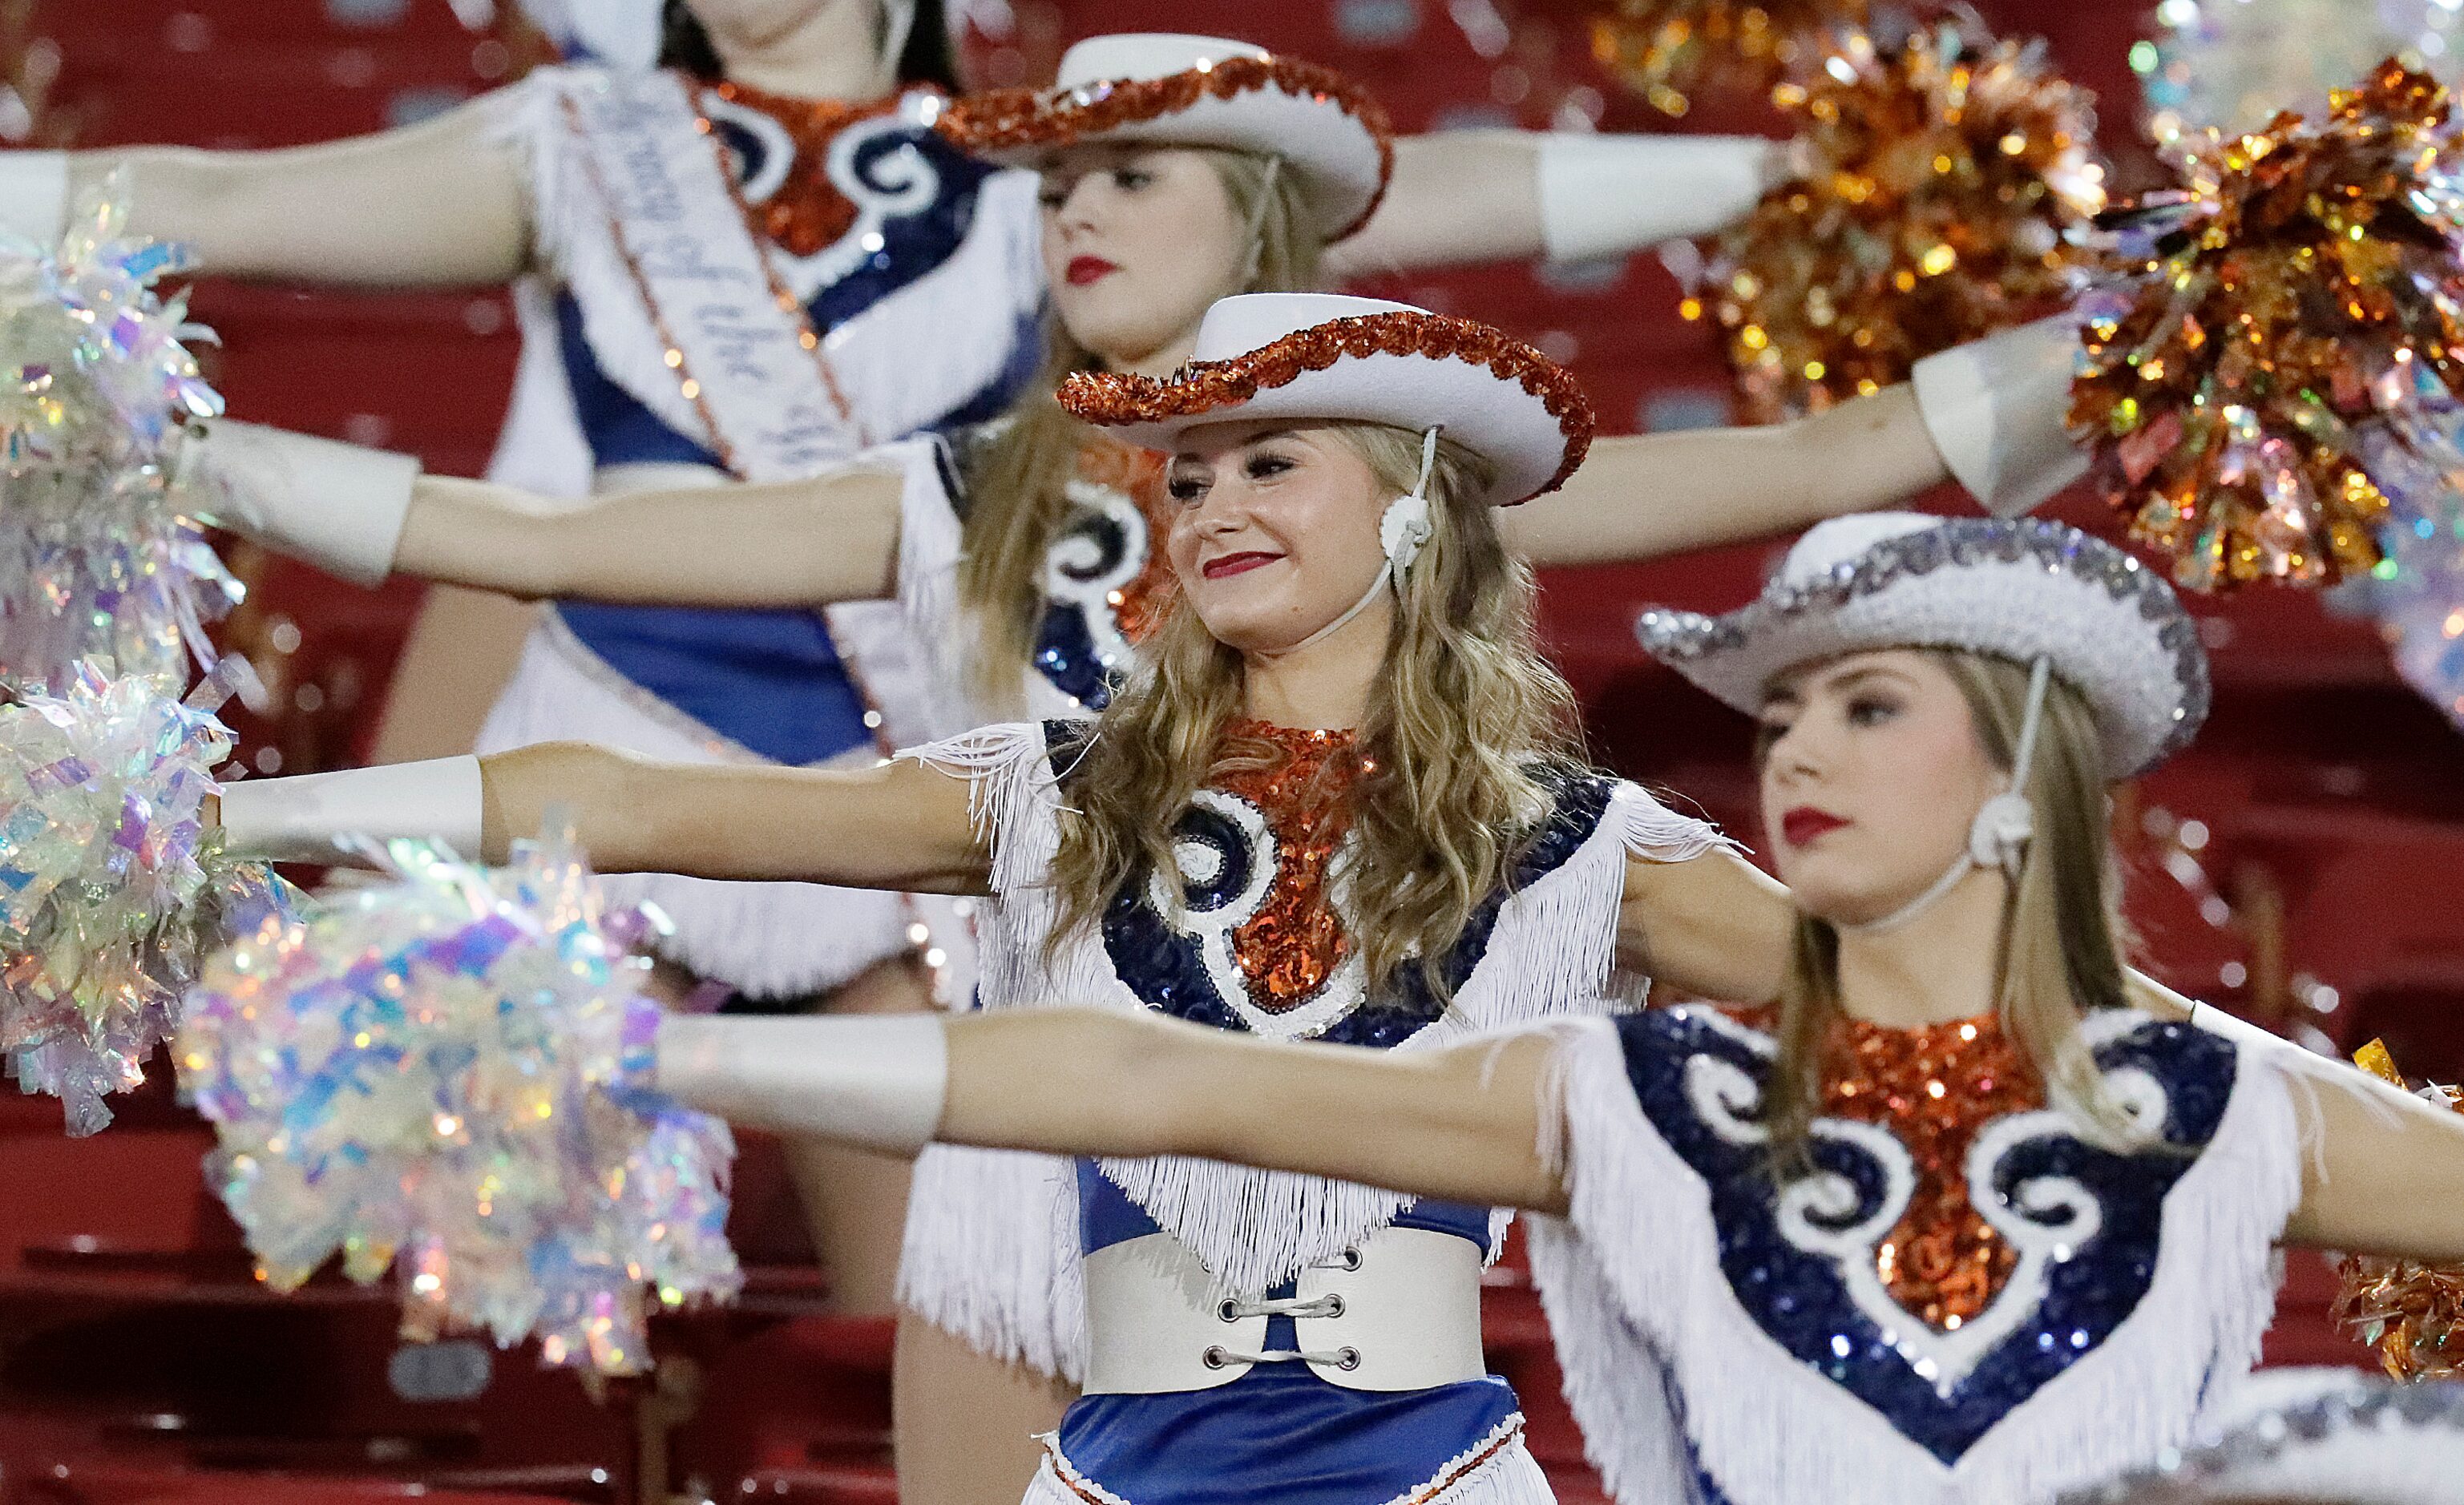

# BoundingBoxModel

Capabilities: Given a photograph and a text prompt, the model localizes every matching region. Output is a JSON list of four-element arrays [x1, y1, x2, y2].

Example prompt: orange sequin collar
[[1057, 313, 1595, 503], [704, 81, 912, 259], [1737, 1006, 2046, 1331], [935, 55, 1397, 238], [1214, 720, 1363, 1012]]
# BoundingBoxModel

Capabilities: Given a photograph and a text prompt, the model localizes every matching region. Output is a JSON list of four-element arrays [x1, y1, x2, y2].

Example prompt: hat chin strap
[[1282, 427, 1439, 656], [1238, 156, 1283, 289], [1841, 656, 2052, 937], [881, 0, 918, 71]]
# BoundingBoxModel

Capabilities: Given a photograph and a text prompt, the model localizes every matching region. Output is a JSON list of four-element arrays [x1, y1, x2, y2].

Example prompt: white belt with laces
[[1080, 1225, 1489, 1394]]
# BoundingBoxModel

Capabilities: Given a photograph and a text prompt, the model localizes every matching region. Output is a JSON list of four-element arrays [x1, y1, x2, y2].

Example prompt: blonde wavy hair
[[1762, 650, 2153, 1157], [956, 147, 1323, 711], [1043, 422, 1584, 1001]]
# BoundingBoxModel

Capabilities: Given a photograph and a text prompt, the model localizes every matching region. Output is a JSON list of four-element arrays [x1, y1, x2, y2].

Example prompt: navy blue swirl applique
[[1614, 1007, 2239, 1465], [1081, 765, 1616, 1047], [702, 94, 999, 328], [1032, 478, 1164, 711]]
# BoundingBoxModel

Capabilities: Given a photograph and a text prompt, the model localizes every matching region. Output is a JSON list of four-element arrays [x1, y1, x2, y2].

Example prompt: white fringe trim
[[475, 615, 916, 999], [897, 1143, 1088, 1384], [1529, 1015, 2308, 1505], [1023, 1414, 1555, 1505]]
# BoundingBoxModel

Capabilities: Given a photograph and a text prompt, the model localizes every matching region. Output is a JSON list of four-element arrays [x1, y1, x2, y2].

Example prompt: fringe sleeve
[[896, 1142, 1086, 1384], [888, 434, 969, 701], [894, 721, 1061, 901], [1618, 781, 1739, 865], [1521, 1019, 1709, 1504], [477, 64, 580, 281]]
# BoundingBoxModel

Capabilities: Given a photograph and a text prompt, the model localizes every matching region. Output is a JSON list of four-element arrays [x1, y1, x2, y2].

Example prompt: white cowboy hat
[[937, 34, 1393, 240], [1637, 511, 2211, 777], [1058, 293, 1592, 508], [2063, 1374, 2464, 1503]]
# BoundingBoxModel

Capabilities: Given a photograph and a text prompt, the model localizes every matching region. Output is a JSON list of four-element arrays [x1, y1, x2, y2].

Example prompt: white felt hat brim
[[980, 87, 1385, 242], [1104, 348, 1571, 507], [1638, 517, 2209, 777], [1062, 294, 1591, 507]]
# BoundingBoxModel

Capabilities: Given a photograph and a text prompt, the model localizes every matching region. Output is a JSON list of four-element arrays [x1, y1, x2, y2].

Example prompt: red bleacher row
[[6, 0, 2453, 1500]]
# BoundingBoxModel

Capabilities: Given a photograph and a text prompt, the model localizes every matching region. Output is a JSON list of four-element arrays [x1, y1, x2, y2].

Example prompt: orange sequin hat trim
[[936, 54, 1397, 239], [1055, 310, 1596, 504]]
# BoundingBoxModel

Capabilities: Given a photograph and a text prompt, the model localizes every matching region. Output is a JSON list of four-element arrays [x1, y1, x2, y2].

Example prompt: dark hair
[[660, 0, 960, 91]]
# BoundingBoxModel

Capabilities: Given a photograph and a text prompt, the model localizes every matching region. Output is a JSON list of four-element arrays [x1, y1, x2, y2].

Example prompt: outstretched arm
[[1329, 129, 1787, 276], [215, 740, 989, 894], [1616, 847, 1798, 1007], [394, 470, 904, 607], [2284, 1068, 2464, 1261], [183, 421, 910, 607], [658, 1006, 1569, 1212], [1501, 384, 1945, 567], [1500, 313, 2089, 567], [68, 99, 527, 284], [43, 97, 531, 286]]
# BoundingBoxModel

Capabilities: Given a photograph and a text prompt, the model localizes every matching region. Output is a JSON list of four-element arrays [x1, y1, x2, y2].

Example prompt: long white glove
[[178, 420, 420, 587], [1537, 132, 1788, 264], [0, 150, 68, 245], [1910, 315, 2090, 518], [655, 1014, 949, 1154], [217, 757, 484, 864]]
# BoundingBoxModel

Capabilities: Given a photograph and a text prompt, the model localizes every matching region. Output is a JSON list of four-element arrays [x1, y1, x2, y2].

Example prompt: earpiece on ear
[[1381, 495, 1432, 575], [1969, 792, 2035, 875]]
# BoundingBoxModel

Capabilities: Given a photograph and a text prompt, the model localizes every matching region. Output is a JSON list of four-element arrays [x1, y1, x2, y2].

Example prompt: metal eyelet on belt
[[1202, 1346, 1230, 1370], [1324, 1293, 1347, 1317], [1339, 1247, 1363, 1271], [1335, 1347, 1362, 1371], [1216, 1299, 1239, 1323]]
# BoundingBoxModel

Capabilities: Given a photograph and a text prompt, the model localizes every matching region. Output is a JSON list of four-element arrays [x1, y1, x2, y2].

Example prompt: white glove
[[0, 150, 68, 245], [217, 756, 484, 864], [179, 420, 420, 587], [655, 1014, 949, 1154], [1537, 133, 1786, 264], [1911, 316, 2090, 518]]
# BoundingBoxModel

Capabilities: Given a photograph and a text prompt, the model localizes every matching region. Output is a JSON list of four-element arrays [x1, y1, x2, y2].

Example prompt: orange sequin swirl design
[[1735, 1006, 2046, 1330], [1057, 313, 1596, 503], [709, 81, 911, 259], [1075, 437, 1177, 644], [1212, 721, 1363, 1011], [936, 55, 1398, 237]]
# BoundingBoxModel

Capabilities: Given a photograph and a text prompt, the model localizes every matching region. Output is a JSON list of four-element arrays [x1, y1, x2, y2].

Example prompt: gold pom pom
[[2070, 60, 2464, 591], [1695, 24, 2107, 423], [1593, 0, 1872, 117], [2333, 1039, 2464, 1379]]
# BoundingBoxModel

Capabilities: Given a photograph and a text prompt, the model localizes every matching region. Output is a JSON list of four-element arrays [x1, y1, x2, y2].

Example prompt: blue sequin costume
[[894, 720, 1737, 1503], [1523, 1005, 2308, 1505]]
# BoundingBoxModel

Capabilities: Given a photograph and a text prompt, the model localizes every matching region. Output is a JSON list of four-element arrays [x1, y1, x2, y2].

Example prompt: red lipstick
[[1201, 551, 1282, 580], [1066, 255, 1117, 286], [1780, 806, 1849, 848]]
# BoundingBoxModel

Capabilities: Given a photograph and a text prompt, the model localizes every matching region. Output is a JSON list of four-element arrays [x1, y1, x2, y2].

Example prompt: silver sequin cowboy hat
[[1637, 512, 2212, 778], [2063, 1374, 2464, 1503]]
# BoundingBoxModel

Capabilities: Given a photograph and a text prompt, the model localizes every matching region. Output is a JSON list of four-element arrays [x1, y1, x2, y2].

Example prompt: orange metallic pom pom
[[2333, 1037, 2464, 1379], [2070, 60, 2464, 591], [1697, 24, 2107, 423], [1593, 0, 1877, 117]]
